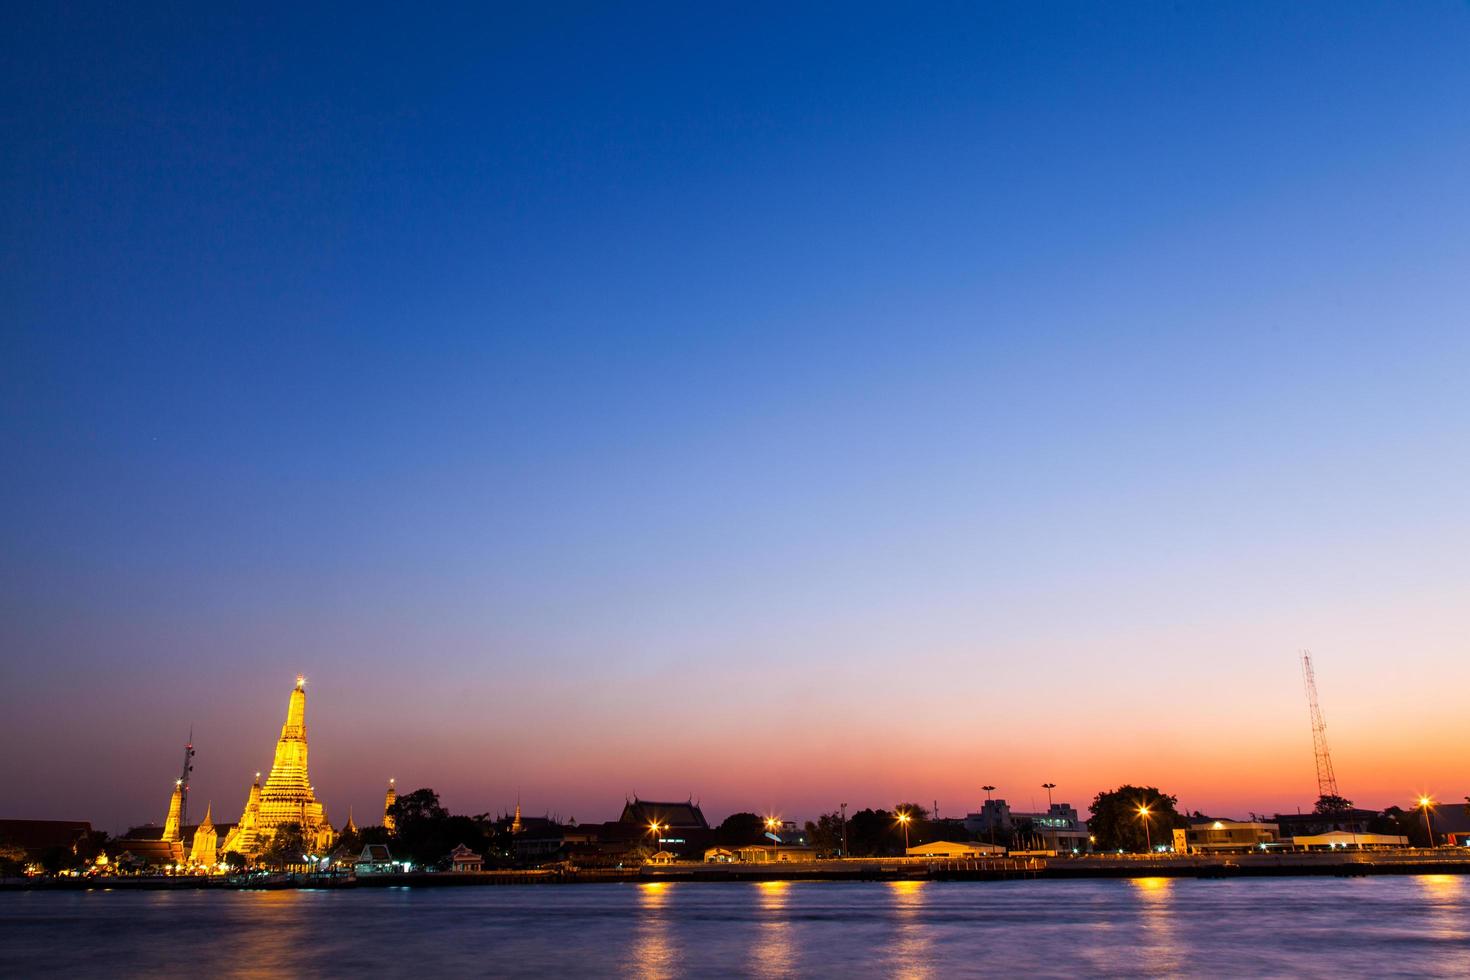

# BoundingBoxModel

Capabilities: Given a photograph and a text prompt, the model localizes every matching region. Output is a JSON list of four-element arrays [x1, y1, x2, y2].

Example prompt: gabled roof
[[620, 798, 709, 830], [358, 843, 394, 861]]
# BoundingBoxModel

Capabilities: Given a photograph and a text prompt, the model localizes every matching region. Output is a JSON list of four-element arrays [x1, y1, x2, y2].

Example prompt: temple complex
[[221, 677, 335, 857]]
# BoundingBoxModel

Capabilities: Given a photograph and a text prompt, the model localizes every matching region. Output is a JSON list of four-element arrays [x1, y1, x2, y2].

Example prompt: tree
[[1314, 794, 1355, 815], [805, 812, 845, 855], [1088, 786, 1183, 853], [715, 813, 768, 846], [0, 840, 28, 876], [261, 822, 308, 870], [390, 788, 449, 827]]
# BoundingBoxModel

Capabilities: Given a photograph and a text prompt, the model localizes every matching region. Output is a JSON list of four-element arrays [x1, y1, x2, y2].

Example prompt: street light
[[765, 817, 781, 862], [1042, 783, 1056, 809], [1417, 797, 1437, 848], [1137, 804, 1152, 853], [896, 810, 912, 851], [647, 821, 664, 857], [982, 785, 997, 847]]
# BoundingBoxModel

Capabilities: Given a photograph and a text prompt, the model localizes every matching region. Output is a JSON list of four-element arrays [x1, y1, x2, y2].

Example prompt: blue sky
[[3, 2, 1469, 829]]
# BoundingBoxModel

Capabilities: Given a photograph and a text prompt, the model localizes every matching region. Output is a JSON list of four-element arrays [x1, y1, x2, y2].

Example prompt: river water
[[3, 876, 1468, 977]]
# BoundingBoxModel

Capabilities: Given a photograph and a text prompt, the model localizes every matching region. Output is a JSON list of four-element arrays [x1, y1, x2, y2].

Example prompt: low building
[[1182, 820, 1280, 853], [114, 839, 186, 872], [448, 844, 483, 872], [733, 844, 818, 863], [355, 843, 399, 874], [906, 840, 1006, 858], [1290, 831, 1408, 850], [704, 847, 738, 863]]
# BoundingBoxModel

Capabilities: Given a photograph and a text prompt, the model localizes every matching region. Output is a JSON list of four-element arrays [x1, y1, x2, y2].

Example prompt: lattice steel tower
[[178, 727, 196, 830], [1300, 651, 1339, 800]]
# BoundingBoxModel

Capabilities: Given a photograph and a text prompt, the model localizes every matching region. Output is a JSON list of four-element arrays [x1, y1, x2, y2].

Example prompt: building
[[188, 805, 218, 867], [114, 839, 185, 872], [906, 840, 1006, 859], [383, 780, 397, 835], [1290, 831, 1408, 850], [607, 797, 715, 860], [964, 800, 1091, 853], [448, 844, 483, 872], [356, 843, 398, 874], [0, 820, 98, 873], [1180, 820, 1280, 853], [221, 677, 336, 857], [733, 843, 818, 863], [1273, 808, 1377, 839]]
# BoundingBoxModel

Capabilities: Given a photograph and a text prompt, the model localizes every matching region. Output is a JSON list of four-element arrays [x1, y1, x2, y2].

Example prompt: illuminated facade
[[161, 781, 184, 843], [221, 677, 335, 856], [189, 805, 218, 867], [384, 779, 397, 834]]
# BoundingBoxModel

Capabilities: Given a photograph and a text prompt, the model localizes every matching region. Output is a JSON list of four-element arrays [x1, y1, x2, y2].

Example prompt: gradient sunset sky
[[3, 2, 1469, 833]]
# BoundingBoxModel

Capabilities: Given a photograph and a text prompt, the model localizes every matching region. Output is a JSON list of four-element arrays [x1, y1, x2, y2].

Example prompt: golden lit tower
[[384, 778, 398, 835], [189, 803, 217, 867], [162, 779, 184, 843], [222, 678, 335, 856], [222, 773, 262, 854]]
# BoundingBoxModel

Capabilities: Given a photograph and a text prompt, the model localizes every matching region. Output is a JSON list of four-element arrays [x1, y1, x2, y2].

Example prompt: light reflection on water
[[750, 880, 794, 978], [886, 880, 932, 980], [1129, 876, 1180, 976], [631, 882, 674, 980], [5, 876, 1470, 978]]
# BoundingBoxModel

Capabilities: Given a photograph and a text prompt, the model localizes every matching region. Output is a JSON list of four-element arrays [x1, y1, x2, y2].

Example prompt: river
[[3, 876, 1468, 977]]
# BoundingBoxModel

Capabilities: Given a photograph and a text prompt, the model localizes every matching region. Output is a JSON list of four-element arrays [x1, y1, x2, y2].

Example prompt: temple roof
[[619, 798, 709, 829]]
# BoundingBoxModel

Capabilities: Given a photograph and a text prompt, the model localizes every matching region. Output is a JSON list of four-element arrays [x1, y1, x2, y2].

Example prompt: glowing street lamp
[[647, 821, 664, 857], [1417, 797, 1437, 848], [765, 817, 781, 862], [1137, 804, 1153, 853], [897, 810, 912, 851]]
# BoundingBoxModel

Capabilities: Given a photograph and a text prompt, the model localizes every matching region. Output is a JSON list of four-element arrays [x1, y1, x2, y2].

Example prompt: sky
[[3, 2, 1469, 834]]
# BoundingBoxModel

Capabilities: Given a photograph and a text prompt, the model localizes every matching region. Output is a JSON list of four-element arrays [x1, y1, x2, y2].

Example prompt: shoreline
[[8, 850, 1470, 891]]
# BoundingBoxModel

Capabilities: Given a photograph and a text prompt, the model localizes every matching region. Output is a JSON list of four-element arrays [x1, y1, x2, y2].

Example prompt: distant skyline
[[4, 3, 1470, 832]]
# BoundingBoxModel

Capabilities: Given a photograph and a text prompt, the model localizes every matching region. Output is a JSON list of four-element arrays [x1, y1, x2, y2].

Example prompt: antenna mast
[[178, 726, 196, 830], [1300, 651, 1339, 800]]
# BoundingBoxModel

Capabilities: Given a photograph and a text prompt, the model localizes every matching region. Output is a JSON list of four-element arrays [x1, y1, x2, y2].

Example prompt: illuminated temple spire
[[222, 678, 335, 857], [162, 780, 184, 843], [384, 779, 398, 835], [189, 803, 217, 867]]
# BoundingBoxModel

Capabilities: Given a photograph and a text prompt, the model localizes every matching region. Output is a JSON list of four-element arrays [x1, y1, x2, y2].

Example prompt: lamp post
[[647, 821, 663, 858], [1137, 804, 1152, 853], [982, 785, 997, 847], [765, 817, 781, 863], [840, 803, 848, 858], [1042, 783, 1056, 809], [897, 811, 911, 852], [1417, 797, 1436, 848]]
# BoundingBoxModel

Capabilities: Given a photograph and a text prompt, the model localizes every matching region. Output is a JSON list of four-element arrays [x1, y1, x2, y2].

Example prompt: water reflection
[[632, 882, 676, 979], [1129, 877, 1181, 976], [886, 880, 932, 980], [750, 880, 795, 978], [1415, 873, 1468, 972]]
